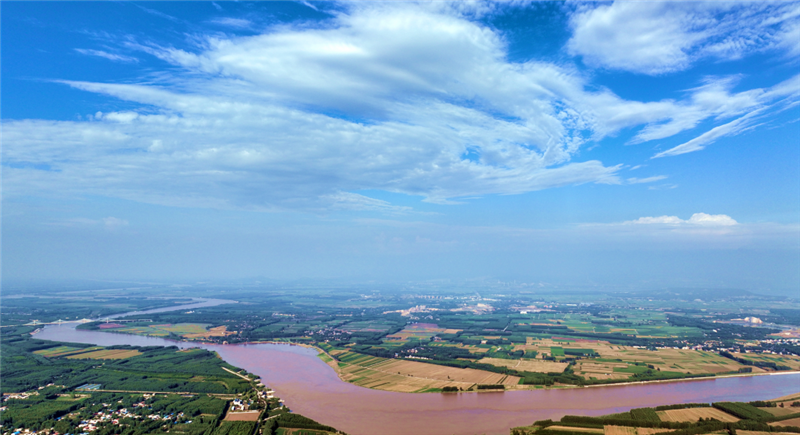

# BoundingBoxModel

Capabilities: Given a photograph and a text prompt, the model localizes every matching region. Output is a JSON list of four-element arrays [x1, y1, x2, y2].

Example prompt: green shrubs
[[712, 402, 773, 421], [630, 407, 661, 422]]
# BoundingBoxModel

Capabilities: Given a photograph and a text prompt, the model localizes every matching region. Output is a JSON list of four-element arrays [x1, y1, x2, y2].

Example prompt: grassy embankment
[[511, 393, 800, 435]]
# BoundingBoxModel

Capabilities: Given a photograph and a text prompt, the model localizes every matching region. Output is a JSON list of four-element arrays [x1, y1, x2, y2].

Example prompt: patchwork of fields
[[326, 350, 520, 392], [34, 346, 140, 360], [94, 322, 235, 340], [479, 357, 568, 373], [510, 337, 777, 381], [656, 407, 740, 422], [384, 323, 461, 343]]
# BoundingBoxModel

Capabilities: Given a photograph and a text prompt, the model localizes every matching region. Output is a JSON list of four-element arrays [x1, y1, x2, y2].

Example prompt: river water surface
[[34, 301, 800, 435]]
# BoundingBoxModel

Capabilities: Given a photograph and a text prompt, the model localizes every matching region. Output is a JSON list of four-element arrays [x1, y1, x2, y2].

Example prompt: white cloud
[[567, 2, 800, 75], [626, 176, 667, 185], [75, 48, 138, 63], [301, 2, 319, 12], [48, 217, 129, 229], [322, 192, 413, 214], [648, 184, 678, 191], [208, 17, 253, 29], [3, 3, 798, 212], [686, 213, 737, 226], [625, 213, 737, 226], [102, 217, 129, 229], [652, 112, 760, 158]]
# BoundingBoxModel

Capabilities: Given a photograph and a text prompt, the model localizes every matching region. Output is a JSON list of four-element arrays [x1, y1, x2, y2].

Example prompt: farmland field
[[514, 337, 748, 380], [656, 408, 739, 423], [547, 426, 603, 434], [604, 426, 637, 435], [276, 429, 335, 435], [224, 411, 260, 421], [384, 323, 460, 342], [328, 350, 519, 392], [635, 429, 673, 435], [731, 353, 800, 370], [760, 407, 798, 417], [65, 348, 141, 359], [97, 322, 236, 340], [771, 418, 800, 428], [480, 357, 568, 373], [34, 346, 101, 357]]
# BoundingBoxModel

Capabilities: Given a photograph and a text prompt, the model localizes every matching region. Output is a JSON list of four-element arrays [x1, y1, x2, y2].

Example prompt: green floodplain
[[2, 281, 800, 434], [1, 323, 344, 435]]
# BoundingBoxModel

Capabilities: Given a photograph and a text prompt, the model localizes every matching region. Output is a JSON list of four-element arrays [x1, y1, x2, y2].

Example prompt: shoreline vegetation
[[275, 341, 800, 394], [70, 322, 800, 394], [1, 323, 348, 435], [511, 391, 800, 435], [5, 288, 800, 435], [5, 322, 800, 435], [63, 288, 800, 397]]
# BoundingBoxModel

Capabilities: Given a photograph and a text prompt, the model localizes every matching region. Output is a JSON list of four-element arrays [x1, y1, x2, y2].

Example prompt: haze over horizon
[[3, 1, 799, 289]]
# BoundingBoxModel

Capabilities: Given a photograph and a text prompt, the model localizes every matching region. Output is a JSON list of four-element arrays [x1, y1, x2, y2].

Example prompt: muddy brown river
[[34, 301, 800, 435]]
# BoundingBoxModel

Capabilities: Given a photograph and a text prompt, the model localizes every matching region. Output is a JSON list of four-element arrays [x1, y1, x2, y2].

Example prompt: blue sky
[[3, 1, 799, 289]]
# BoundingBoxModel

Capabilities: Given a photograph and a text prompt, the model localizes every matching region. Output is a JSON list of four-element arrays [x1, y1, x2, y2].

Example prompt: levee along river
[[34, 303, 800, 435]]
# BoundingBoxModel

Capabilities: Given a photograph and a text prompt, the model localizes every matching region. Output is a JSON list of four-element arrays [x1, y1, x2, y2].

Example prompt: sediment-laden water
[[34, 302, 800, 435]]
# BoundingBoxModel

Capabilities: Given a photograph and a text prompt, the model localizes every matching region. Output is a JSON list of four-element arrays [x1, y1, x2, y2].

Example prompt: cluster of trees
[[1, 327, 250, 394], [211, 421, 257, 435], [1, 390, 227, 435], [667, 316, 778, 342], [475, 384, 504, 390], [712, 402, 775, 421], [261, 411, 343, 434], [719, 351, 792, 371], [525, 401, 800, 435]]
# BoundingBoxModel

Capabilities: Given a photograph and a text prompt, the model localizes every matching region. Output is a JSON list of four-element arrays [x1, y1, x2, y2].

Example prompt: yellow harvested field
[[741, 431, 799, 435], [547, 426, 603, 434], [656, 408, 739, 423], [66, 349, 141, 359], [35, 346, 102, 358], [184, 325, 234, 339], [635, 429, 673, 435], [575, 361, 631, 381], [731, 353, 800, 371], [515, 338, 748, 377], [333, 352, 519, 393], [604, 426, 636, 435], [480, 358, 567, 373], [224, 411, 260, 421], [761, 407, 798, 417], [770, 392, 800, 402], [771, 418, 800, 428]]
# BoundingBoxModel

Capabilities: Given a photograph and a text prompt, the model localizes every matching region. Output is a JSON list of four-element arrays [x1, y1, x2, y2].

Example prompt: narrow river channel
[[34, 300, 800, 435]]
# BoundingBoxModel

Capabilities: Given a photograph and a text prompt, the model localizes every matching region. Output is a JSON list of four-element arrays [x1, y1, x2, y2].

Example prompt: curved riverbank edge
[[225, 339, 800, 394], [32, 296, 800, 397]]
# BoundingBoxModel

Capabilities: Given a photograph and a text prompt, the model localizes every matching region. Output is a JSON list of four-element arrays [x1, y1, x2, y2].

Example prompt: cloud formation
[[74, 48, 139, 63], [568, 2, 800, 75], [3, 2, 799, 212], [625, 213, 738, 226]]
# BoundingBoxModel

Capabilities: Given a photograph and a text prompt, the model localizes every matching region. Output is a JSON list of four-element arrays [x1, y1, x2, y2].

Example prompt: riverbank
[[239, 339, 800, 394], [34, 322, 800, 435]]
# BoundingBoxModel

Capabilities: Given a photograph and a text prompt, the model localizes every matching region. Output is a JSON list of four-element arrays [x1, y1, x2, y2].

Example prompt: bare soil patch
[[547, 426, 603, 434], [771, 418, 800, 429], [761, 407, 798, 417], [656, 408, 739, 423], [481, 357, 567, 373], [66, 349, 141, 359], [636, 429, 673, 435], [224, 411, 260, 421], [604, 425, 636, 435]]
